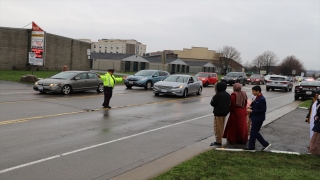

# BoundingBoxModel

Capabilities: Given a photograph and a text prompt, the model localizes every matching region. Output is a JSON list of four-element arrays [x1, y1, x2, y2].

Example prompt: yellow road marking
[[0, 95, 210, 126]]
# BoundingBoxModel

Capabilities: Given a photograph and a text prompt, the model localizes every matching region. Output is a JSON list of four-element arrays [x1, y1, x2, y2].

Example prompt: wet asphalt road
[[0, 80, 300, 179]]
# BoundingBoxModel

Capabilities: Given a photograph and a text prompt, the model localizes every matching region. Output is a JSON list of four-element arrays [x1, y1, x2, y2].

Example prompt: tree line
[[216, 46, 306, 76]]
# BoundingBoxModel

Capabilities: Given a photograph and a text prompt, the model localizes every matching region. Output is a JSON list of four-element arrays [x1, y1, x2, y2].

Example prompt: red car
[[195, 72, 218, 87], [247, 74, 265, 85]]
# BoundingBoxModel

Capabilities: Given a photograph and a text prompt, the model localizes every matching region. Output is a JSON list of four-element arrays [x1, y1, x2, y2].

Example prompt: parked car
[[246, 74, 265, 85], [266, 75, 293, 92], [301, 77, 315, 82], [195, 72, 218, 87], [264, 75, 271, 83], [153, 75, 202, 98], [124, 70, 169, 89], [33, 71, 104, 95], [294, 81, 320, 100], [221, 72, 247, 86]]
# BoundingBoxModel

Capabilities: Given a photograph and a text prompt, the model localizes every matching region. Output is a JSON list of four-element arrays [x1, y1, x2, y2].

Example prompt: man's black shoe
[[261, 144, 271, 151], [210, 142, 222, 147]]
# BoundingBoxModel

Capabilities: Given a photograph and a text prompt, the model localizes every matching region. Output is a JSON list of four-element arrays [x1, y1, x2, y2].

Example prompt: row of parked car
[[32, 70, 320, 100]]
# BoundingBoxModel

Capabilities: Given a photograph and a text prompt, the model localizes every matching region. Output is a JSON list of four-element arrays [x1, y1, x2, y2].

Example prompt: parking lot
[[0, 80, 299, 179]]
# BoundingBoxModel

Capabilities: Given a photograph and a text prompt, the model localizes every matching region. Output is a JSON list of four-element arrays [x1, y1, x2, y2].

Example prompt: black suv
[[221, 72, 247, 86]]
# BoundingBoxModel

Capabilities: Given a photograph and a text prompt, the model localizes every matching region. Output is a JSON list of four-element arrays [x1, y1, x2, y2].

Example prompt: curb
[[111, 101, 300, 180]]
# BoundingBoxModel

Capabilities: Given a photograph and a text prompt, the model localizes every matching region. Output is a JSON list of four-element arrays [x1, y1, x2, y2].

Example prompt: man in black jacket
[[210, 82, 231, 147]]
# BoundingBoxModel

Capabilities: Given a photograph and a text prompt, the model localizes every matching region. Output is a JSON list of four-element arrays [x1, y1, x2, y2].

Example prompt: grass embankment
[[298, 100, 312, 109], [0, 70, 60, 82], [0, 70, 123, 84], [153, 150, 320, 180]]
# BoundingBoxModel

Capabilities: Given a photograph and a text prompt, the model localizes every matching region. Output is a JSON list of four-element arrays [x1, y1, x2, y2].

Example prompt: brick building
[[0, 27, 91, 71]]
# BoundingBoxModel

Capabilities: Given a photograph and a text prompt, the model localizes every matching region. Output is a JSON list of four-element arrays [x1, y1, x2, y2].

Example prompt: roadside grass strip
[[298, 100, 312, 109], [152, 150, 320, 180]]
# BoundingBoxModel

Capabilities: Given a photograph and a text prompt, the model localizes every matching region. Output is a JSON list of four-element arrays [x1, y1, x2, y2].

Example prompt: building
[[174, 47, 219, 60], [90, 53, 149, 72], [91, 39, 146, 56], [0, 26, 91, 71]]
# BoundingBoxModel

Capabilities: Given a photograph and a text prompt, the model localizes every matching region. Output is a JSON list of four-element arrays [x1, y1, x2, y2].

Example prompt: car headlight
[[140, 77, 147, 81], [233, 78, 237, 80], [173, 85, 183, 89], [221, 77, 224, 79], [35, 82, 38, 85], [49, 83, 61, 87]]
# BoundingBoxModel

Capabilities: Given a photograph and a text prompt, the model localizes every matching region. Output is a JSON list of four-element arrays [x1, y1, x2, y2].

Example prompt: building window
[[110, 50, 113, 53], [117, 46, 119, 49], [116, 50, 119, 53], [111, 47, 113, 49], [122, 45, 124, 48], [99, 45, 101, 48], [94, 45, 96, 48], [105, 45, 107, 47]]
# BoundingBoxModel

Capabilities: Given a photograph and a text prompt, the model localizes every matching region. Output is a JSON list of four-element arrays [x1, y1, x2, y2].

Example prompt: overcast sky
[[1, 0, 319, 70]]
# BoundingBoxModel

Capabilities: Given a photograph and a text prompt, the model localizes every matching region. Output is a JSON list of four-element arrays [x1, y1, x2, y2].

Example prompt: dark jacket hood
[[216, 82, 227, 92]]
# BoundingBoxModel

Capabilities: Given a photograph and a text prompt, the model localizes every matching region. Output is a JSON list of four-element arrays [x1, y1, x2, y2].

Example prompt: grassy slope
[[298, 100, 312, 109]]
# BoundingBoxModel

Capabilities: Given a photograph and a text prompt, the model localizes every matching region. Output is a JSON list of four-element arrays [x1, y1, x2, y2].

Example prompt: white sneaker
[[261, 144, 271, 151]]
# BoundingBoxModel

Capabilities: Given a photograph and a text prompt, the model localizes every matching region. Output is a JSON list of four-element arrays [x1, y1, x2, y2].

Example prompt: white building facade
[[91, 39, 146, 56]]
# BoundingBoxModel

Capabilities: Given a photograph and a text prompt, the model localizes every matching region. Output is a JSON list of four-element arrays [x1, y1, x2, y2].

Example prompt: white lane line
[[0, 114, 213, 174]]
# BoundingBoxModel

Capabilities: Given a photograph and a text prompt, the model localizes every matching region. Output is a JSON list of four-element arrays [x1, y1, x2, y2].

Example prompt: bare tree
[[217, 46, 242, 74], [252, 55, 265, 73], [278, 55, 305, 76], [261, 50, 278, 74], [243, 61, 252, 72]]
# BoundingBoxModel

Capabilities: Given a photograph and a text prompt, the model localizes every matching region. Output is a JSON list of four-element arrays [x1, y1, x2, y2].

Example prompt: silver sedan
[[33, 71, 104, 95], [153, 75, 203, 97]]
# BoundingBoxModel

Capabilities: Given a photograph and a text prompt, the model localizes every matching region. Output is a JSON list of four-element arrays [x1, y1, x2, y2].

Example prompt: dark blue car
[[124, 70, 170, 89]]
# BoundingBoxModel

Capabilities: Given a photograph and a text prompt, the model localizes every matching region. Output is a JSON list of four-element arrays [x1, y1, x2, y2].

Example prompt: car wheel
[[294, 96, 299, 100], [154, 93, 159, 96], [126, 85, 132, 89], [39, 91, 46, 94], [242, 81, 246, 86], [144, 81, 152, 90], [272, 88, 274, 91], [183, 89, 188, 98], [196, 87, 202, 95], [205, 81, 209, 87], [61, 85, 72, 95], [266, 88, 270, 91], [97, 83, 104, 93]]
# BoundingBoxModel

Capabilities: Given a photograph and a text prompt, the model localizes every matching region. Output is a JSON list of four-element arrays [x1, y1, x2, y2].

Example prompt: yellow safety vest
[[100, 72, 123, 88]]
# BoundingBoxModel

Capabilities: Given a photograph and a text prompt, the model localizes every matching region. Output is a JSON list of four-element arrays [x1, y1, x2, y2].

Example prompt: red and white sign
[[29, 22, 45, 66]]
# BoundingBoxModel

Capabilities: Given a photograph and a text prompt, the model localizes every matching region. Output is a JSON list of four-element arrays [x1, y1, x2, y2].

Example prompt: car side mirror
[[75, 77, 80, 80]]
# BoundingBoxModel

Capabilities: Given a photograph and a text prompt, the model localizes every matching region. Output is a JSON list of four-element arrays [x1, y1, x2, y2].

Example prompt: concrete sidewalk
[[111, 101, 305, 180]]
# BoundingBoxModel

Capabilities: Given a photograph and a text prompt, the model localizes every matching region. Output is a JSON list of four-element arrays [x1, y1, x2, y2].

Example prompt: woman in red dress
[[223, 83, 248, 144]]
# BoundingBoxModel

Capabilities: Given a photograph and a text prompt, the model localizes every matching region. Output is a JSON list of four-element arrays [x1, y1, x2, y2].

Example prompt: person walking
[[246, 85, 271, 151], [306, 90, 320, 139], [210, 82, 231, 147], [98, 69, 126, 109], [223, 83, 248, 144], [62, 65, 68, 71], [309, 93, 320, 155]]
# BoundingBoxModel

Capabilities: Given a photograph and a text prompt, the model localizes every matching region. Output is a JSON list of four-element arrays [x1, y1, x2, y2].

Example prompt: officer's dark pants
[[103, 86, 113, 107], [248, 119, 269, 149]]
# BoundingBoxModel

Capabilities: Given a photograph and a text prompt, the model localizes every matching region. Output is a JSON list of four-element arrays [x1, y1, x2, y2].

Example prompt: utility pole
[[161, 51, 166, 71]]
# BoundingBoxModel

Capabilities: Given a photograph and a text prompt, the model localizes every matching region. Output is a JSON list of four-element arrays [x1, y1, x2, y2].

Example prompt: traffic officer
[[98, 69, 126, 109]]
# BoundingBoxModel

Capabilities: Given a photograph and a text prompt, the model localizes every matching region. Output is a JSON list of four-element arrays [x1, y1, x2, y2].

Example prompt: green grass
[[0, 70, 60, 82], [152, 150, 320, 180], [298, 100, 312, 109]]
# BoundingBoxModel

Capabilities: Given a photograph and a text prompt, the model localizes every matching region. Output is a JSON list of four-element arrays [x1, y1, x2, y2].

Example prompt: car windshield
[[226, 72, 240, 77], [250, 75, 261, 78], [163, 76, 188, 83], [195, 73, 209, 77], [50, 72, 78, 79], [270, 77, 286, 81], [134, 70, 154, 76], [300, 81, 320, 86]]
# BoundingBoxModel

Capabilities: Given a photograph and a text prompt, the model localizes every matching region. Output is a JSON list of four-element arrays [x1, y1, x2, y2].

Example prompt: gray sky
[[1, 0, 319, 70]]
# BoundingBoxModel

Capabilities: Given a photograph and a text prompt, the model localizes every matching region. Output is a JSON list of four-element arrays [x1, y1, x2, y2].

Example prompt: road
[[0, 80, 299, 180]]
